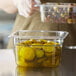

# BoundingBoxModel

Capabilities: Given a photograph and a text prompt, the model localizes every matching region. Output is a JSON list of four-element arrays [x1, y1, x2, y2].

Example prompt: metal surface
[[0, 49, 76, 76], [65, 46, 76, 49]]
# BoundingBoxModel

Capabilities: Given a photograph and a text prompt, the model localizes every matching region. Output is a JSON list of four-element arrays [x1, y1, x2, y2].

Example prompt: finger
[[31, 0, 37, 8]]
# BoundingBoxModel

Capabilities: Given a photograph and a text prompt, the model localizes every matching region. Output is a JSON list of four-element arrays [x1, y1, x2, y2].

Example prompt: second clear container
[[39, 3, 76, 23]]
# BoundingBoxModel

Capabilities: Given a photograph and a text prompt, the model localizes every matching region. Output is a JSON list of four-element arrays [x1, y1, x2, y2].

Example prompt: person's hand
[[13, 0, 41, 17]]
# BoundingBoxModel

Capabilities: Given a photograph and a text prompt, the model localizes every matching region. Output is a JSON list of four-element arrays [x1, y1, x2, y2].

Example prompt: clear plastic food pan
[[36, 3, 76, 24], [9, 30, 69, 67]]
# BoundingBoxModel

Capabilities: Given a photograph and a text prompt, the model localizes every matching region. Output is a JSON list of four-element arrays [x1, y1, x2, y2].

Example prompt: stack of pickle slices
[[16, 39, 62, 67]]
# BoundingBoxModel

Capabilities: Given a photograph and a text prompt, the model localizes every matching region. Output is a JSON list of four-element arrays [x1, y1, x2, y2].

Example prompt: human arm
[[13, 0, 41, 17]]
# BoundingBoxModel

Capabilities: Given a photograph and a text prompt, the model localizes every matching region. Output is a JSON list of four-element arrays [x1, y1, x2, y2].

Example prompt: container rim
[[35, 3, 76, 7], [8, 30, 69, 40]]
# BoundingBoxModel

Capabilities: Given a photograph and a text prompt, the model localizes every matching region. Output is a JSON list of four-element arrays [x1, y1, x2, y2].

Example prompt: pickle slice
[[22, 40, 32, 45], [16, 45, 22, 57], [36, 57, 47, 64], [35, 49, 44, 58], [29, 39, 37, 43], [38, 39, 47, 44], [43, 43, 56, 53], [45, 52, 54, 57], [17, 60, 35, 67], [42, 60, 52, 67], [20, 47, 35, 61], [17, 57, 27, 67], [32, 43, 42, 49], [47, 41, 58, 45]]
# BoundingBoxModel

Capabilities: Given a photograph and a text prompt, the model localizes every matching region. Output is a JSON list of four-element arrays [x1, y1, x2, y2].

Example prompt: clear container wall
[[40, 3, 76, 24], [11, 30, 68, 67]]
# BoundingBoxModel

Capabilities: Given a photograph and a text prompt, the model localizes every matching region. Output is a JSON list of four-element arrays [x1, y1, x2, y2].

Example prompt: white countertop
[[0, 49, 16, 76]]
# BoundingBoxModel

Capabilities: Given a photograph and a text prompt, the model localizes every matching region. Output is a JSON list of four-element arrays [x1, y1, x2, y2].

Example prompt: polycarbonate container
[[39, 3, 76, 23], [9, 30, 69, 67]]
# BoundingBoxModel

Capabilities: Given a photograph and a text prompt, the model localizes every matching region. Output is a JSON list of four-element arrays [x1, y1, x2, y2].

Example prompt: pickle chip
[[20, 47, 35, 61], [18, 56, 36, 67], [43, 43, 56, 53], [38, 39, 47, 44], [47, 41, 58, 45], [32, 43, 42, 49], [35, 49, 44, 58], [42, 60, 52, 67], [45, 52, 54, 57], [17, 60, 35, 67], [19, 39, 38, 46], [29, 39, 37, 43], [36, 57, 47, 64], [22, 40, 32, 45], [16, 45, 22, 57], [17, 57, 27, 67]]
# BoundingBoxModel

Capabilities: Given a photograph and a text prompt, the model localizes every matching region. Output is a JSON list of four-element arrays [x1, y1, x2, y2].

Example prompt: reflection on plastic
[[16, 66, 60, 76]]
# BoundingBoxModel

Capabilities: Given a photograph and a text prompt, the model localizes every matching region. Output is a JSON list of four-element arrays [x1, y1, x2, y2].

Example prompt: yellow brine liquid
[[15, 39, 62, 67]]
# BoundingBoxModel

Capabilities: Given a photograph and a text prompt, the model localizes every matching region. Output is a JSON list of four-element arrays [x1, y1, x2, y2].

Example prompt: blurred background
[[0, 10, 16, 49]]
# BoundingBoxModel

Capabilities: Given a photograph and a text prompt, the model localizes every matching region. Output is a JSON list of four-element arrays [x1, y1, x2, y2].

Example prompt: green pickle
[[35, 49, 44, 58], [43, 43, 56, 53], [32, 43, 42, 49], [16, 39, 62, 67], [20, 47, 35, 61]]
